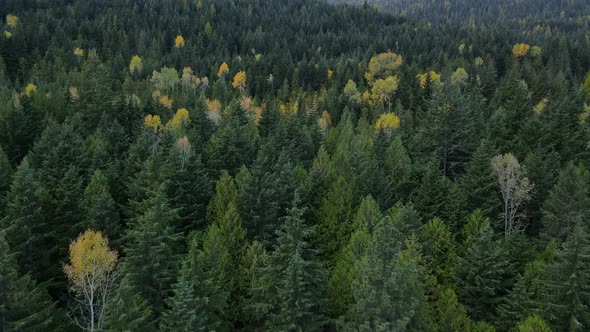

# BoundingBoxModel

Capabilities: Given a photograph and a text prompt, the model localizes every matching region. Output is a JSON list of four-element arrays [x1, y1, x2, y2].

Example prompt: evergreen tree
[[541, 163, 590, 244], [412, 160, 452, 222], [250, 194, 327, 331], [106, 275, 155, 332], [0, 231, 63, 332], [457, 139, 500, 220], [81, 169, 121, 242], [456, 219, 514, 323], [122, 185, 182, 319], [541, 223, 590, 331], [347, 217, 426, 331], [0, 146, 13, 217], [1, 157, 49, 278]]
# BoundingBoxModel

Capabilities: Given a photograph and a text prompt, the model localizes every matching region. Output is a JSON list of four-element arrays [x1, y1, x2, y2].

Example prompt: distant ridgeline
[[327, 0, 590, 34]]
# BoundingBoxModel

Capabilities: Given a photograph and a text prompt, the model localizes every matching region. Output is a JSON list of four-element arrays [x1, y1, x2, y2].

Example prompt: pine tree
[[456, 220, 513, 322], [167, 146, 211, 234], [347, 217, 426, 331], [0, 146, 13, 217], [541, 163, 590, 245], [250, 194, 327, 331], [0, 231, 63, 331], [106, 275, 155, 332], [541, 223, 590, 331], [122, 185, 182, 319], [419, 218, 457, 286], [458, 139, 500, 220], [315, 175, 354, 266], [412, 160, 452, 222], [1, 157, 49, 278], [160, 235, 230, 331], [383, 135, 415, 204], [82, 169, 121, 242]]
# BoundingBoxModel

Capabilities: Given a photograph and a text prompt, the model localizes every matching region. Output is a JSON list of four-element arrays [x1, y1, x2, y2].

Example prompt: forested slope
[[1, 0, 590, 331]]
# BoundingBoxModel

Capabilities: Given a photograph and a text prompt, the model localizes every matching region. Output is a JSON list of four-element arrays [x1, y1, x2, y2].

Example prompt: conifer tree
[[541, 163, 590, 244], [250, 194, 327, 331], [82, 170, 121, 242], [122, 185, 181, 319], [0, 231, 63, 332]]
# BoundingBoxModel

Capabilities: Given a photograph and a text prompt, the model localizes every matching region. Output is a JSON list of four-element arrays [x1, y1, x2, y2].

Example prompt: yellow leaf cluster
[[69, 87, 79, 100], [327, 69, 334, 80], [144, 114, 161, 131], [534, 98, 548, 114], [371, 76, 399, 107], [74, 47, 84, 57], [232, 71, 247, 90], [25, 83, 37, 96], [167, 108, 190, 132], [4, 31, 11, 39], [6, 15, 18, 28], [176, 136, 191, 153], [63, 230, 117, 291], [475, 57, 484, 66], [175, 35, 186, 48], [159, 95, 173, 108], [365, 51, 403, 83], [512, 43, 531, 57], [451, 67, 468, 86], [375, 112, 401, 130], [217, 62, 229, 78], [129, 55, 143, 73], [207, 99, 222, 113], [417, 71, 442, 89]]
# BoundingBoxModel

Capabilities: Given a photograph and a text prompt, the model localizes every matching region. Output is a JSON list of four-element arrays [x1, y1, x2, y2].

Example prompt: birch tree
[[492, 153, 534, 237]]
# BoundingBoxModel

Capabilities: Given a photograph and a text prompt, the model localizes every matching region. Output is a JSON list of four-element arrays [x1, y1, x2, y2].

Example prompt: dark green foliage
[[541, 163, 590, 245], [82, 169, 121, 242], [249, 194, 327, 331], [122, 185, 182, 318], [0, 231, 63, 332], [346, 217, 427, 331]]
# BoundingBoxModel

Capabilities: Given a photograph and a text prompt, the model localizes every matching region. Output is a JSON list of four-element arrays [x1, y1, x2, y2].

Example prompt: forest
[[1, 0, 590, 331]]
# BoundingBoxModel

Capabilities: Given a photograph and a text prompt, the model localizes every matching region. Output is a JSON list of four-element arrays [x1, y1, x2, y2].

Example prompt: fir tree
[[82, 169, 121, 242]]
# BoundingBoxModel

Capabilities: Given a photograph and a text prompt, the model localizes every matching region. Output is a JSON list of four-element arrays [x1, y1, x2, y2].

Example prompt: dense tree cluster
[[1, 0, 590, 330]]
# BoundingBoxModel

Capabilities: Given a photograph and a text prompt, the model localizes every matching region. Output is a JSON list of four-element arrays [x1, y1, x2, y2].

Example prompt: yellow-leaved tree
[[25, 83, 38, 96], [144, 114, 162, 132], [167, 108, 190, 133], [218, 62, 229, 78], [365, 51, 403, 84], [371, 76, 399, 111], [375, 112, 400, 131], [175, 35, 186, 48], [74, 47, 85, 57], [512, 43, 531, 57], [176, 136, 192, 171], [129, 55, 143, 74], [64, 230, 118, 332], [417, 71, 442, 89], [232, 70, 247, 92], [6, 15, 18, 28]]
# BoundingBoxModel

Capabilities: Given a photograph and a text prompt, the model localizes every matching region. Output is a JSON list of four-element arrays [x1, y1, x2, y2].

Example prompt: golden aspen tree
[[450, 67, 468, 86], [534, 98, 548, 114], [417, 71, 442, 89], [159, 95, 173, 108], [232, 70, 247, 92], [25, 83, 37, 96], [64, 230, 118, 332], [512, 43, 531, 57], [167, 108, 190, 132], [364, 51, 403, 83], [4, 31, 11, 38], [370, 75, 398, 110], [74, 48, 84, 57], [375, 112, 401, 131], [327, 69, 334, 80], [217, 62, 229, 78], [174, 35, 185, 48], [6, 15, 18, 28], [129, 55, 143, 74], [144, 114, 162, 132]]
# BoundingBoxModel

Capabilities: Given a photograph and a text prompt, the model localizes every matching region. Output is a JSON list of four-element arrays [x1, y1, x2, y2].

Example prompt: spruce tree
[[0, 231, 63, 331], [541, 223, 590, 331], [106, 275, 155, 332], [1, 157, 49, 279], [82, 169, 121, 242], [541, 163, 590, 245], [347, 217, 426, 331], [122, 185, 182, 319], [456, 220, 513, 323], [250, 194, 327, 331], [0, 146, 13, 217]]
